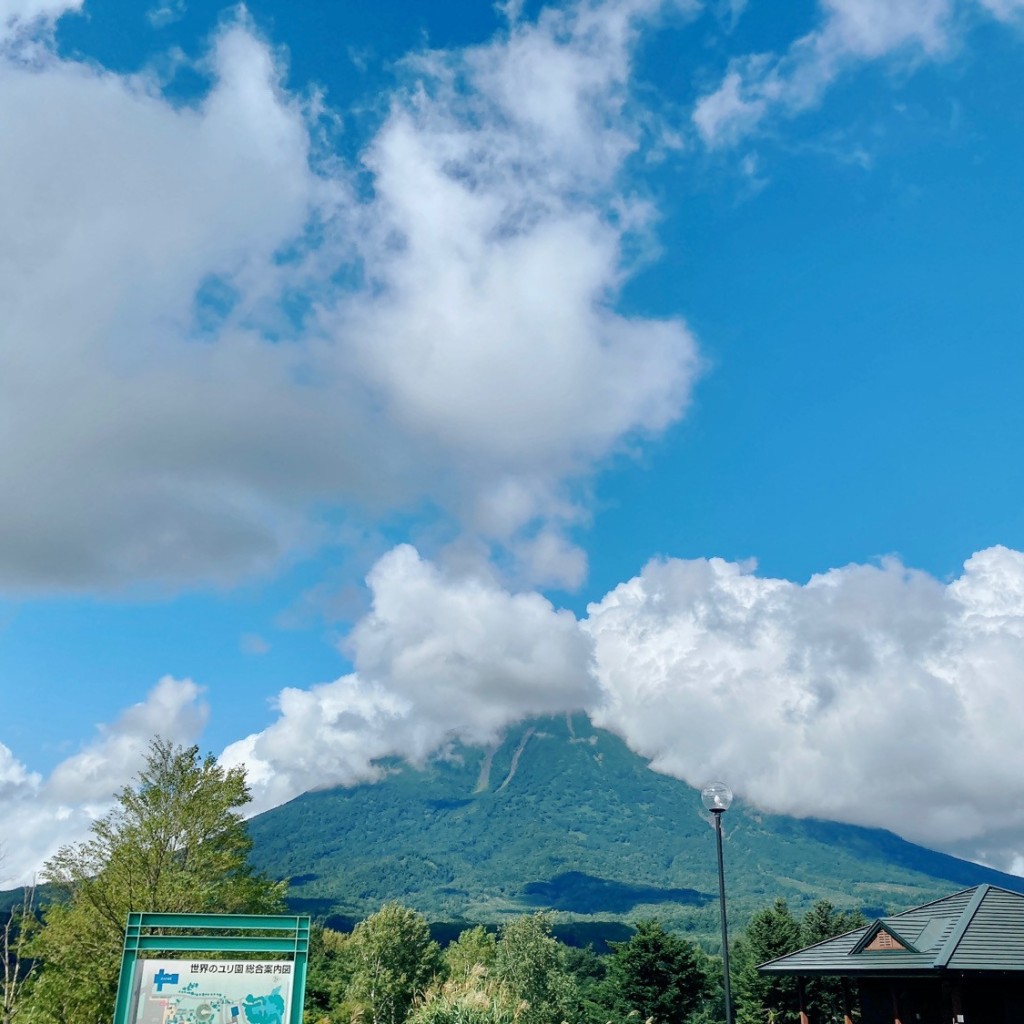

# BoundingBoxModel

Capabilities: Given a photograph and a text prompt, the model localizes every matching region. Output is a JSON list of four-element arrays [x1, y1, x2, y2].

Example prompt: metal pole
[[713, 809, 733, 1024]]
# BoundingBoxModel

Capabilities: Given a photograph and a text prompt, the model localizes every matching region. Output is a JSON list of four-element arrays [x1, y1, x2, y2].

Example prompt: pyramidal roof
[[759, 885, 1024, 976]]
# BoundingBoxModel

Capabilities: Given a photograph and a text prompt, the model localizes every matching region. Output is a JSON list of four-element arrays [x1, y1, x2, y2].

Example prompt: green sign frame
[[112, 912, 310, 1024]]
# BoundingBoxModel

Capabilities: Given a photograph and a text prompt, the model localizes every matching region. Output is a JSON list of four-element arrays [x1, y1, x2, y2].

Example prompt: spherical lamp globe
[[701, 781, 733, 813]]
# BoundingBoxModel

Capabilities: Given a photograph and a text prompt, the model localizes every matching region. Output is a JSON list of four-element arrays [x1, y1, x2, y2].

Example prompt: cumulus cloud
[[319, 0, 699, 559], [9, 546, 1024, 880], [693, 0, 962, 146], [585, 545, 1024, 868], [0, 0, 699, 594], [0, 677, 206, 888], [221, 543, 1024, 872], [221, 544, 595, 811]]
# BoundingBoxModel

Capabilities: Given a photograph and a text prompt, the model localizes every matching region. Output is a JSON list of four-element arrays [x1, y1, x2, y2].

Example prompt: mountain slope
[[246, 715, 1024, 941]]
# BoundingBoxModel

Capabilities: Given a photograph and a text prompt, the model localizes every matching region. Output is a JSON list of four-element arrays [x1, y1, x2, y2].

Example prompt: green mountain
[[246, 715, 1024, 946]]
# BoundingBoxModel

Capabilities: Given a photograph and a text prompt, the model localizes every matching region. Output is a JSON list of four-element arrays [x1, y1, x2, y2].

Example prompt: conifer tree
[[601, 919, 710, 1024], [733, 899, 801, 1024], [799, 901, 865, 1024]]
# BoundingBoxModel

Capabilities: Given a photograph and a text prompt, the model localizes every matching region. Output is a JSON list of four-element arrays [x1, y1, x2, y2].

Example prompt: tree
[[733, 899, 802, 1024], [445, 926, 498, 982], [601, 919, 710, 1024], [22, 738, 285, 1024], [348, 903, 442, 1024], [799, 902, 865, 1024], [303, 926, 357, 1024], [493, 914, 581, 1024]]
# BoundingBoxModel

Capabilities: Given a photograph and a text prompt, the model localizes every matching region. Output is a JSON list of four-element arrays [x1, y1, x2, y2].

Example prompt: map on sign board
[[132, 960, 294, 1024]]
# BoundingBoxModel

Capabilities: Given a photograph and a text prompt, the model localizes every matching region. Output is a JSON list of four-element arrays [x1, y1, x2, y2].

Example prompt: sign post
[[112, 913, 310, 1024]]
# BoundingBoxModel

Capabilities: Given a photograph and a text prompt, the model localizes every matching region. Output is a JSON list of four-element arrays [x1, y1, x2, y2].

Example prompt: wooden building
[[758, 884, 1024, 1024]]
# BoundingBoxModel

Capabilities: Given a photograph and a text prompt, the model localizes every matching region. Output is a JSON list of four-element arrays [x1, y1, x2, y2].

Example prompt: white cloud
[[323, 0, 699, 551], [0, 678, 206, 887], [223, 543, 1024, 872], [0, 16, 334, 589], [44, 676, 208, 803], [0, 0, 81, 41], [692, 69, 766, 147], [585, 545, 1024, 868], [976, 0, 1024, 19], [694, 0, 958, 147], [10, 546, 1024, 881], [222, 544, 596, 812], [0, 0, 700, 593], [147, 0, 185, 28]]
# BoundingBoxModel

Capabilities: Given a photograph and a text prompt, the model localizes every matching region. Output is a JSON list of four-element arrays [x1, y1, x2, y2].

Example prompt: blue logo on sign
[[154, 970, 179, 992]]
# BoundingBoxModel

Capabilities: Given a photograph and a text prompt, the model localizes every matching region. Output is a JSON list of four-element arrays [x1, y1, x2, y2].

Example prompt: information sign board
[[112, 914, 310, 1024], [131, 959, 295, 1024]]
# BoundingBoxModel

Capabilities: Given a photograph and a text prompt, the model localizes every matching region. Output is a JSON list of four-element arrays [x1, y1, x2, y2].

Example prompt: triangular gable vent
[[851, 921, 918, 955], [865, 929, 907, 951]]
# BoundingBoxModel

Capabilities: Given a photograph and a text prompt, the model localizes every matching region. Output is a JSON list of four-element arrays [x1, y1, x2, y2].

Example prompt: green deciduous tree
[[601, 919, 710, 1024], [493, 914, 581, 1024], [348, 903, 442, 1024], [22, 738, 285, 1024], [445, 927, 498, 982], [304, 926, 358, 1024]]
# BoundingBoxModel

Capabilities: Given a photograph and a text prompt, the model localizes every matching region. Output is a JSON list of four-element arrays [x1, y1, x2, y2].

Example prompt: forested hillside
[[247, 715, 1024, 944]]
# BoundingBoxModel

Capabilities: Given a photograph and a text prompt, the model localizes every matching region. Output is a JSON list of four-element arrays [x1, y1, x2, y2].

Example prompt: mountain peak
[[247, 716, 1024, 941]]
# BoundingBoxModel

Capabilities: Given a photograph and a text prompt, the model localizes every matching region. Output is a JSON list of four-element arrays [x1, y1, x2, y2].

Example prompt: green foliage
[[601, 919, 710, 1024], [732, 900, 801, 1024], [21, 739, 285, 1024], [246, 716, 1016, 941], [732, 898, 864, 1024], [348, 903, 443, 1024], [493, 914, 582, 1024], [799, 902, 866, 1024], [304, 927, 358, 1024], [445, 927, 498, 981], [559, 946, 606, 1024]]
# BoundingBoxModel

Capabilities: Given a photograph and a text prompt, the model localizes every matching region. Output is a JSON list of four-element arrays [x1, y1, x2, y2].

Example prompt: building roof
[[759, 885, 1024, 977]]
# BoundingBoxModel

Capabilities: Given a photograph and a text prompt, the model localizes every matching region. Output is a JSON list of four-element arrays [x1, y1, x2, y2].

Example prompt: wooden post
[[798, 976, 810, 1024], [890, 984, 903, 1024], [841, 978, 854, 1024]]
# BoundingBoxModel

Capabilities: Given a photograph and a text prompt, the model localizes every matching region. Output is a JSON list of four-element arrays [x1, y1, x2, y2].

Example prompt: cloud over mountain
[[217, 544, 1024, 875], [4, 0, 1024, 899], [5, 544, 1024, 886]]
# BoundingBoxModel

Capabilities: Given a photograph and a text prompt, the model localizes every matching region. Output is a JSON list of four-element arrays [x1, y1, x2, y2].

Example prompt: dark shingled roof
[[759, 885, 1024, 977]]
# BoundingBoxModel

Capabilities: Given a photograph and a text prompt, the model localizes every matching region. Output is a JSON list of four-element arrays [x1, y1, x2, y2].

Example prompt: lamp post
[[702, 781, 734, 1024]]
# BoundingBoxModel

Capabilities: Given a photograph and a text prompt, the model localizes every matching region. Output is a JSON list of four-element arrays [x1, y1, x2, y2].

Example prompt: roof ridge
[[933, 883, 989, 968], [892, 885, 978, 917]]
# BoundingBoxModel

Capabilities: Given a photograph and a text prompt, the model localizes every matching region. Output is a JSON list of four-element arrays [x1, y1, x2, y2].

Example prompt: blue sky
[[3, 0, 1024, 886]]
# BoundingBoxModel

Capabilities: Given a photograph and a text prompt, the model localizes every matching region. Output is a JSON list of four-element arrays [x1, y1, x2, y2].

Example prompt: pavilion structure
[[758, 884, 1024, 1024]]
